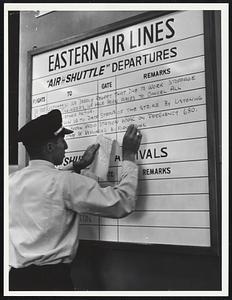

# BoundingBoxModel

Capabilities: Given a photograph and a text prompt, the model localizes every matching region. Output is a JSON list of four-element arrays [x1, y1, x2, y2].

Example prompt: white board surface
[[31, 11, 211, 247]]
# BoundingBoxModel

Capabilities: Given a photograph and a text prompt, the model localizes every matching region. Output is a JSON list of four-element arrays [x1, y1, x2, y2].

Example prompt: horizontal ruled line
[[80, 224, 210, 230], [118, 57, 204, 81], [139, 135, 207, 146], [33, 85, 206, 115], [137, 159, 208, 166], [138, 176, 208, 181], [64, 158, 208, 167], [134, 210, 210, 212], [118, 225, 210, 229], [98, 175, 208, 184], [65, 85, 206, 113], [32, 33, 204, 81], [65, 134, 208, 154], [62, 102, 206, 128], [32, 55, 205, 97], [138, 193, 209, 196], [65, 119, 207, 141], [90, 87, 206, 111], [98, 159, 209, 170], [137, 194, 209, 198]]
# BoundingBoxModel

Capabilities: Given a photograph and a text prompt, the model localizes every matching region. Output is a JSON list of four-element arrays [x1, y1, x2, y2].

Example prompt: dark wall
[[9, 11, 19, 165], [72, 242, 221, 291]]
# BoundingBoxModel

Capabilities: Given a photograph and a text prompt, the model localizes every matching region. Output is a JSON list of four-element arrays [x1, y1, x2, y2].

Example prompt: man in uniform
[[9, 109, 142, 291]]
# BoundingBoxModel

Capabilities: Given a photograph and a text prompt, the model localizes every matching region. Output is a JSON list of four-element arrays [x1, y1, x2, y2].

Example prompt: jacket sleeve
[[63, 160, 138, 218]]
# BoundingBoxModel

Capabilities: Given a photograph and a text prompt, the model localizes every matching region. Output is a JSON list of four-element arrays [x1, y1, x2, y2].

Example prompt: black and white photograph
[[4, 2, 229, 297]]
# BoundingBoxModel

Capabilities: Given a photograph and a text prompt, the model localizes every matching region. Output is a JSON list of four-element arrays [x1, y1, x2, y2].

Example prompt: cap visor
[[63, 127, 73, 135]]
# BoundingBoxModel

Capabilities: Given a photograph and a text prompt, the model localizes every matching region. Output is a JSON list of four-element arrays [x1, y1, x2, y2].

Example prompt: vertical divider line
[[97, 80, 101, 241], [46, 92, 48, 115], [115, 75, 120, 242]]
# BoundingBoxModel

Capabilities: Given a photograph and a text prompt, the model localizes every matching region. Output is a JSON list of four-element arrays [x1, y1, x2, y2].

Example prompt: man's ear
[[46, 142, 55, 153]]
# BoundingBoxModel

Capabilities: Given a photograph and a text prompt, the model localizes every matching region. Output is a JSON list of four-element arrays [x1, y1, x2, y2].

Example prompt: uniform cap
[[18, 109, 73, 145]]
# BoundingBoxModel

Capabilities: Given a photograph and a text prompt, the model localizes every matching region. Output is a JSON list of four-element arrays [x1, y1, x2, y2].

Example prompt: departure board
[[30, 11, 215, 247]]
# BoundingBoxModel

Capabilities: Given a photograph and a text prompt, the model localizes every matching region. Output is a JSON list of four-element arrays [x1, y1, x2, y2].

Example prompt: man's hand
[[73, 143, 100, 173], [122, 124, 142, 162]]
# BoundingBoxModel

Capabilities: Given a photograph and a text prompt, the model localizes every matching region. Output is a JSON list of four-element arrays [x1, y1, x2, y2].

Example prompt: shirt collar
[[28, 160, 56, 169]]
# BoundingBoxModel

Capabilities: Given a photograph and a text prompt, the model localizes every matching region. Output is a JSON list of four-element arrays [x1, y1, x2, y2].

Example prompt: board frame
[[27, 10, 221, 255]]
